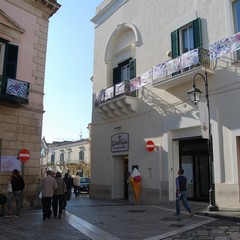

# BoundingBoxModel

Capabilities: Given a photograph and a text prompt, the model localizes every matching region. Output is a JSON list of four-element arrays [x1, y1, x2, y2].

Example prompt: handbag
[[8, 183, 12, 193]]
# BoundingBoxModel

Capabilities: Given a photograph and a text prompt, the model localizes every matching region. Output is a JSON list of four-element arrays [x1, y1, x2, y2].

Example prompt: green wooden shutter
[[193, 18, 202, 48], [4, 44, 18, 79], [129, 58, 136, 79], [171, 30, 179, 58], [113, 66, 121, 85]]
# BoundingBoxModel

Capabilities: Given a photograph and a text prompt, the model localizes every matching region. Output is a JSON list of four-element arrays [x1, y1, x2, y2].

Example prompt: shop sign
[[111, 133, 129, 152]]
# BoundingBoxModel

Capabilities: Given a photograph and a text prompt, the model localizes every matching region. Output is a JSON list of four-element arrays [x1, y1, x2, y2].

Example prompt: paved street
[[0, 195, 240, 239]]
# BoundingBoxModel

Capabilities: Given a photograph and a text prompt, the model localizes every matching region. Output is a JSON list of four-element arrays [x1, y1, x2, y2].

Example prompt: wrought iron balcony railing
[[95, 80, 137, 106], [0, 76, 30, 104], [152, 48, 211, 88]]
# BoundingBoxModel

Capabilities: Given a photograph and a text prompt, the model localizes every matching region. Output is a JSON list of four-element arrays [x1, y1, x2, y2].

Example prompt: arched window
[[51, 154, 55, 165], [60, 152, 64, 165]]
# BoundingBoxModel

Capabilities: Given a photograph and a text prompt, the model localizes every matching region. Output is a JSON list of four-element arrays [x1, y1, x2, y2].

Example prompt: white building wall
[[91, 0, 240, 209]]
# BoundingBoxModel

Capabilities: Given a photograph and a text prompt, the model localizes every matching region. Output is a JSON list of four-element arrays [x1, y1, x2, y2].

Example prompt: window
[[233, 0, 240, 32], [113, 58, 136, 85], [171, 18, 202, 58], [0, 38, 18, 79], [233, 0, 240, 60], [60, 152, 64, 165], [67, 150, 71, 161], [79, 150, 84, 161], [182, 25, 194, 53], [51, 154, 55, 165]]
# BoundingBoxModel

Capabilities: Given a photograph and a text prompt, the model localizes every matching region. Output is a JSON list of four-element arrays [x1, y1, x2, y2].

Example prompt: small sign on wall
[[111, 133, 129, 152]]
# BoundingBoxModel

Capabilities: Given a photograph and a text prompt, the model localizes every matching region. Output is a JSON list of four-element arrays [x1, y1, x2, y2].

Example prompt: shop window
[[171, 18, 202, 58]]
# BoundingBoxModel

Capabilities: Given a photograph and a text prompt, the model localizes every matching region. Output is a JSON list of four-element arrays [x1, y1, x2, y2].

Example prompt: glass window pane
[[182, 26, 194, 53], [189, 26, 194, 50], [233, 1, 240, 32], [121, 64, 130, 81]]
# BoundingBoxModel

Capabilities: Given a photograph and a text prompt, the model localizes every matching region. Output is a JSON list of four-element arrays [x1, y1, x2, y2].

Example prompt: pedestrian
[[63, 172, 73, 209], [6, 169, 25, 217], [52, 172, 66, 219], [73, 173, 81, 197], [175, 168, 193, 217], [37, 170, 58, 220]]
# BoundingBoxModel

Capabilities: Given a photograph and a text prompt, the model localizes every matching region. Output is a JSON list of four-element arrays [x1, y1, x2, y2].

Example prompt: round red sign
[[18, 149, 30, 162], [146, 140, 155, 152]]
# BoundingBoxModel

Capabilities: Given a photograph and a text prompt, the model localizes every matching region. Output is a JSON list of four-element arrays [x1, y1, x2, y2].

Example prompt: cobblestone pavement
[[0, 195, 240, 239], [164, 219, 240, 240]]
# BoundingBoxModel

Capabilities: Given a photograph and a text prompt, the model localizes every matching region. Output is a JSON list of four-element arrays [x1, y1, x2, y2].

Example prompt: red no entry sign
[[146, 140, 155, 152], [18, 149, 30, 162]]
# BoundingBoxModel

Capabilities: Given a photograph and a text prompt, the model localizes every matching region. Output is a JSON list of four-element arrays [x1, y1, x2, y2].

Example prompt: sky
[[42, 0, 103, 143]]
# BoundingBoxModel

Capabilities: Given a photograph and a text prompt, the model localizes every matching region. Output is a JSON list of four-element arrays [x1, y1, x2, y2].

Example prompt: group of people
[[5, 168, 193, 219], [37, 170, 73, 220]]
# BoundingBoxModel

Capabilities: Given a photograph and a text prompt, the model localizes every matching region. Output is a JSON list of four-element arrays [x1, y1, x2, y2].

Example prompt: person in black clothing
[[63, 172, 73, 209], [6, 169, 25, 217], [175, 168, 193, 217]]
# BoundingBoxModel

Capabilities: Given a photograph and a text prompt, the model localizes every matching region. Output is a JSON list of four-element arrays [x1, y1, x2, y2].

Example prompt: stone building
[[0, 0, 60, 207], [41, 138, 91, 178], [90, 0, 240, 209]]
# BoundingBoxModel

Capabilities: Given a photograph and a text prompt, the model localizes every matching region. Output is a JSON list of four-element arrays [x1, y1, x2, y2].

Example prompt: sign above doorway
[[111, 133, 129, 152]]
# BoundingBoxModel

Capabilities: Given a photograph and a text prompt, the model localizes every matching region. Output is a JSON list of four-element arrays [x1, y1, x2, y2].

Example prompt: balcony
[[0, 76, 30, 104], [152, 48, 213, 90], [95, 80, 138, 120]]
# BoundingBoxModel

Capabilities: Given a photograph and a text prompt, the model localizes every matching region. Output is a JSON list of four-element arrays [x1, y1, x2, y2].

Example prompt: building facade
[[90, 0, 240, 209], [41, 138, 91, 178], [0, 0, 60, 207]]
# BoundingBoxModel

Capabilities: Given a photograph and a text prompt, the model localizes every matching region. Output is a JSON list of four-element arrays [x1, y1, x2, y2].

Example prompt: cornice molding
[[24, 0, 61, 17]]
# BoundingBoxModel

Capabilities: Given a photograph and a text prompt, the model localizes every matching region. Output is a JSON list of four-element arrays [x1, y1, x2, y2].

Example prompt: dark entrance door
[[179, 138, 209, 201]]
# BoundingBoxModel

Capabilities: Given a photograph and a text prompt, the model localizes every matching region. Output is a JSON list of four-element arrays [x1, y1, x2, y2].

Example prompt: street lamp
[[187, 71, 218, 211]]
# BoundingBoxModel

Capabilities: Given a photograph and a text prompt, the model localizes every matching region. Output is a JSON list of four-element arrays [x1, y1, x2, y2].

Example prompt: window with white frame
[[171, 18, 202, 58], [113, 58, 136, 85], [181, 24, 194, 53]]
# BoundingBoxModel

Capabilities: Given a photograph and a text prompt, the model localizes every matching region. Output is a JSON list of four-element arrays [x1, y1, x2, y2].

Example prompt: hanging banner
[[209, 32, 240, 59], [198, 102, 210, 139]]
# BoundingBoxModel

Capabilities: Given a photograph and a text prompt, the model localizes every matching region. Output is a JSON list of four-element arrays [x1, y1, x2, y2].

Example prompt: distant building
[[41, 138, 91, 178], [0, 0, 60, 207]]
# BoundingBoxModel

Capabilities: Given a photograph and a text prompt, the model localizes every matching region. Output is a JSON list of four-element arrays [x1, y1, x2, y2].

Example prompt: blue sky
[[42, 0, 103, 143]]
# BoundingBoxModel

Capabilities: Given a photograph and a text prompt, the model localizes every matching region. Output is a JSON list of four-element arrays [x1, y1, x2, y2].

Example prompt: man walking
[[38, 170, 58, 220], [175, 168, 193, 217]]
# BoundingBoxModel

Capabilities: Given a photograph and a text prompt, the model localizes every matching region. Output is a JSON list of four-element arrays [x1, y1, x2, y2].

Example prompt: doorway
[[179, 138, 209, 201], [115, 155, 129, 200]]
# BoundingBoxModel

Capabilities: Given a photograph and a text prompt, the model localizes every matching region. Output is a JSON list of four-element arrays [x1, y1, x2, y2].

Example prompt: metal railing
[[152, 48, 210, 85], [95, 80, 137, 106], [0, 76, 30, 104]]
